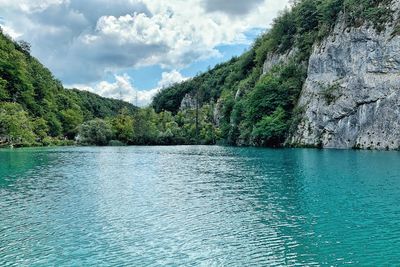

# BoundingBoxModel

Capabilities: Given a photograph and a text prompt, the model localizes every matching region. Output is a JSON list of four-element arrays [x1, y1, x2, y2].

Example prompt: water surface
[[1, 146, 400, 266]]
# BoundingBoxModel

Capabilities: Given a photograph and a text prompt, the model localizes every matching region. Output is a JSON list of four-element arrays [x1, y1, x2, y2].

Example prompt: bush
[[0, 102, 36, 146], [320, 82, 341, 104], [77, 119, 113, 146], [251, 107, 288, 147]]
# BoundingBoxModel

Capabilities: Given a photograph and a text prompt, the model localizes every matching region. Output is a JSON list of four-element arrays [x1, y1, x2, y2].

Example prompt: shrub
[[0, 102, 35, 146], [77, 119, 113, 146]]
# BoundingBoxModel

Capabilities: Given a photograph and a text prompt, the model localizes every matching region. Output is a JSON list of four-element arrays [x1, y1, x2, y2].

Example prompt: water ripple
[[1, 146, 400, 266]]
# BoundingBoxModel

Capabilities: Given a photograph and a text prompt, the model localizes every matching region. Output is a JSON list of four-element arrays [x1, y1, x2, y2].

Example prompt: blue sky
[[119, 30, 263, 91], [0, 0, 288, 105]]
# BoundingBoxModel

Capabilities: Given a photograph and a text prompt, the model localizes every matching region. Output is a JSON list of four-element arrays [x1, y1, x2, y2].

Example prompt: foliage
[[60, 108, 84, 139], [0, 31, 137, 147], [239, 62, 306, 145], [77, 119, 113, 146], [109, 108, 135, 144], [320, 82, 341, 104], [392, 20, 400, 36], [251, 107, 288, 147], [343, 0, 393, 32], [0, 102, 35, 146], [32, 118, 49, 142]]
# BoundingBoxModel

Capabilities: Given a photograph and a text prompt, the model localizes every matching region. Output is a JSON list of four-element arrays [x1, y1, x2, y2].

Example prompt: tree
[[0, 78, 8, 100], [33, 118, 49, 142], [0, 31, 138, 146], [246, 75, 281, 124], [0, 102, 35, 146], [45, 113, 63, 137], [132, 108, 159, 144], [251, 107, 288, 147], [60, 108, 84, 139], [17, 40, 31, 55], [110, 108, 135, 144], [77, 119, 113, 146]]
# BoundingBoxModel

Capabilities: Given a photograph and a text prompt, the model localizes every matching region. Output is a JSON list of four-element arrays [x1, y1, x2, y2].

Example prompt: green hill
[[0, 29, 136, 146]]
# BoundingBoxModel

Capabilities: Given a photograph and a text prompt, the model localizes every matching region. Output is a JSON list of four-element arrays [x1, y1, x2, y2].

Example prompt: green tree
[[132, 108, 159, 144], [251, 107, 288, 147], [77, 119, 113, 146], [0, 30, 137, 146], [60, 108, 84, 139], [32, 117, 49, 142], [110, 108, 135, 144], [0, 78, 8, 100], [45, 113, 63, 137], [0, 102, 35, 146]]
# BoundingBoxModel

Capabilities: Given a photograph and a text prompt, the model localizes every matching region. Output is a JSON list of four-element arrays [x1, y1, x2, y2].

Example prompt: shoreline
[[1, 143, 399, 152]]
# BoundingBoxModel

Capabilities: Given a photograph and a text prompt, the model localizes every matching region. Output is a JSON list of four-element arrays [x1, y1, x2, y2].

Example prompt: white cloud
[[1, 0, 289, 83], [0, 0, 66, 13], [202, 0, 265, 15], [0, 24, 22, 38], [70, 70, 187, 107], [89, 9, 240, 69], [157, 70, 188, 88], [1, 0, 289, 99]]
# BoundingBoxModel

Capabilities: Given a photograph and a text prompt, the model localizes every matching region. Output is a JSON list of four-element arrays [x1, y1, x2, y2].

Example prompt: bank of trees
[[0, 101, 221, 147], [76, 106, 220, 146]]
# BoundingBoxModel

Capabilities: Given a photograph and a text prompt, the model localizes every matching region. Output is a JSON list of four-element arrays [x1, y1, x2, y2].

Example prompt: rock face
[[262, 48, 297, 74], [289, 9, 400, 149], [180, 93, 197, 110], [213, 99, 223, 127]]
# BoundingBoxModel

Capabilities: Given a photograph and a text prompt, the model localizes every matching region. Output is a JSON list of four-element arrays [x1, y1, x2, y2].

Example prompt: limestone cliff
[[289, 6, 400, 149], [153, 0, 400, 149]]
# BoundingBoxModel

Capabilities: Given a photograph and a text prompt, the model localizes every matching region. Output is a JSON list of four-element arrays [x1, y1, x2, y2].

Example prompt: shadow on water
[[0, 148, 52, 187], [0, 147, 80, 190]]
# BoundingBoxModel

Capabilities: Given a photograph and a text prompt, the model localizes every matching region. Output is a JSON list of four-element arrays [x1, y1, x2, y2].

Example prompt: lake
[[1, 146, 400, 266]]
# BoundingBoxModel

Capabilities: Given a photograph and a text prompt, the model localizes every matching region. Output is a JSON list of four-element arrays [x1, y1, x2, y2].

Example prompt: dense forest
[[0, 0, 395, 147]]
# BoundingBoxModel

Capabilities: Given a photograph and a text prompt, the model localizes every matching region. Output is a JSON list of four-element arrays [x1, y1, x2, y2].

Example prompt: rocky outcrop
[[213, 99, 223, 127], [289, 7, 400, 149], [262, 48, 297, 74], [180, 93, 197, 110]]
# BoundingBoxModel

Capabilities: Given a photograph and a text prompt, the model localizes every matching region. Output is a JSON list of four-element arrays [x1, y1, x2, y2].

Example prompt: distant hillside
[[0, 29, 136, 146]]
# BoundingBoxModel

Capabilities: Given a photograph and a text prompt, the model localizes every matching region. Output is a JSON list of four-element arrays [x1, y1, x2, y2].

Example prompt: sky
[[0, 0, 289, 106]]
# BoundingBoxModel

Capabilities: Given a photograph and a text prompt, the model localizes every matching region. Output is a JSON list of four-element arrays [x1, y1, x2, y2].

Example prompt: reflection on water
[[1, 146, 400, 266]]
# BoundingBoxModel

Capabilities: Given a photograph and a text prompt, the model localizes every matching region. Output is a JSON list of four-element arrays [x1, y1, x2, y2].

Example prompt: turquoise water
[[1, 146, 400, 266]]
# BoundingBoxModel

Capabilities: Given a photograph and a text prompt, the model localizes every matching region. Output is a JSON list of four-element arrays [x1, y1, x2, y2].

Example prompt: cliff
[[152, 0, 399, 149], [289, 3, 400, 149]]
